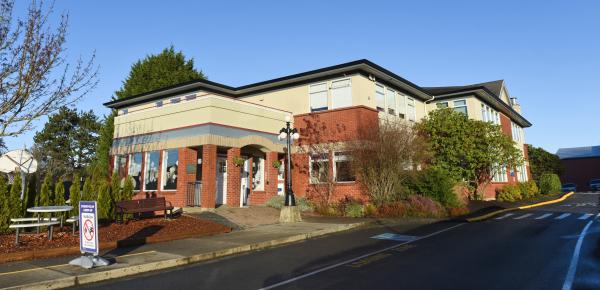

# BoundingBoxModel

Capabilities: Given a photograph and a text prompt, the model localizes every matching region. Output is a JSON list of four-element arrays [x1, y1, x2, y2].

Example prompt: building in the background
[[557, 146, 600, 191], [104, 60, 532, 207]]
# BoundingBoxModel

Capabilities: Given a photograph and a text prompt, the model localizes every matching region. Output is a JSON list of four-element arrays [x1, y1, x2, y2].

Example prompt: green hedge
[[407, 167, 460, 207], [496, 184, 522, 202], [539, 173, 561, 194], [519, 181, 540, 199]]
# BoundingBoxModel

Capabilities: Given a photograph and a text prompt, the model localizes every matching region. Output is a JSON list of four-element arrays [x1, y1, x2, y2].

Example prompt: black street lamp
[[278, 115, 299, 206]]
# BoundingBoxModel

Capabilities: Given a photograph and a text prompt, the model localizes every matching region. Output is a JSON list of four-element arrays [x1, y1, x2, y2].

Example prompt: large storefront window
[[162, 149, 179, 190], [113, 155, 127, 175], [252, 157, 264, 191], [128, 153, 142, 191], [144, 151, 159, 191]]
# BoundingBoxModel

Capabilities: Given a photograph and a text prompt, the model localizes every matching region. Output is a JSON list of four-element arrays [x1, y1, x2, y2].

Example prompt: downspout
[[424, 94, 436, 116]]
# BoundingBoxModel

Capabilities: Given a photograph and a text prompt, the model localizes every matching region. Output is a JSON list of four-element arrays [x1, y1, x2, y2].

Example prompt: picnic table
[[27, 205, 73, 230]]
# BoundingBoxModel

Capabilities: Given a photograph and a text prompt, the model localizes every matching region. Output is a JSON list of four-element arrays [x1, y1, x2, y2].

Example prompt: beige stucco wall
[[113, 94, 290, 139], [426, 95, 480, 120]]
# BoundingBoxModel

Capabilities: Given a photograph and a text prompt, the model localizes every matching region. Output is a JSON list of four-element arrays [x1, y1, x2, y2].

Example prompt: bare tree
[[350, 120, 429, 207], [0, 0, 98, 138]]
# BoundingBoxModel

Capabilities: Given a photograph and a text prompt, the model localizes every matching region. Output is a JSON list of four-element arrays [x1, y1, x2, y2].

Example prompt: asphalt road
[[77, 193, 600, 290]]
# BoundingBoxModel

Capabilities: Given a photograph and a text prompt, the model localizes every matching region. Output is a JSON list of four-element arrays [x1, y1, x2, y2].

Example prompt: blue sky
[[4, 0, 599, 153]]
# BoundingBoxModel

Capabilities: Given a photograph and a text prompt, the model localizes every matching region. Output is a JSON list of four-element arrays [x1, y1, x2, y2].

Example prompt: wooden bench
[[115, 197, 174, 223], [9, 221, 59, 245]]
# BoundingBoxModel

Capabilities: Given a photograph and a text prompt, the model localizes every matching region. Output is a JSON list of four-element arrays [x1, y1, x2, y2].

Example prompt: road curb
[[466, 191, 575, 222], [2, 221, 371, 290]]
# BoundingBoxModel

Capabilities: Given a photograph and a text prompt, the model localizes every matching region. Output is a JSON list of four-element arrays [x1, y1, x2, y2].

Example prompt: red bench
[[116, 197, 174, 223]]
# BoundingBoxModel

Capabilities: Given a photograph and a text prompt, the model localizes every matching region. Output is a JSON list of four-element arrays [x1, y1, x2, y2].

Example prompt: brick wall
[[201, 144, 217, 208], [560, 157, 600, 191], [226, 147, 241, 207]]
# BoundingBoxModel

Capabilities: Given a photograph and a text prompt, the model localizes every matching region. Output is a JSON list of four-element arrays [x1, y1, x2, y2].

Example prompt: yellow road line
[[0, 250, 157, 277], [466, 191, 575, 222]]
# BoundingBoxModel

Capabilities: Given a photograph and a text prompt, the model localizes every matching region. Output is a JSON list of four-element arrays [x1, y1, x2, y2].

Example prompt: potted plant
[[232, 156, 245, 167], [272, 160, 282, 169]]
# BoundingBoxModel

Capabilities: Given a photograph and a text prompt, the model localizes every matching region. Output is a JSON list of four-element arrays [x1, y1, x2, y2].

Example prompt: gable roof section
[[557, 146, 600, 160], [104, 59, 434, 109], [423, 80, 532, 128]]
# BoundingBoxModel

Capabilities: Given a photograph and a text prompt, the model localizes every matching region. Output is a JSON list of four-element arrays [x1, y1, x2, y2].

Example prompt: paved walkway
[[0, 219, 373, 289]]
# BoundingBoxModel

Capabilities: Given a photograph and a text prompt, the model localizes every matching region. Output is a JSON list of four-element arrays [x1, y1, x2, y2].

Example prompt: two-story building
[[104, 59, 532, 207]]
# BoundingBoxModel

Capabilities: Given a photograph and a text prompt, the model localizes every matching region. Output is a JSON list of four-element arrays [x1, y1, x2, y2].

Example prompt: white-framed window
[[252, 157, 265, 191], [309, 82, 328, 112], [407, 97, 416, 122], [309, 153, 329, 184], [375, 83, 385, 112], [511, 121, 523, 142], [128, 153, 142, 191], [517, 163, 528, 182], [436, 102, 449, 109], [161, 149, 179, 191], [386, 88, 396, 116], [121, 109, 128, 115], [481, 104, 500, 125], [453, 100, 468, 115], [155, 100, 163, 107], [397, 93, 406, 119], [334, 152, 355, 182], [330, 78, 352, 109], [492, 164, 508, 182], [113, 155, 127, 175], [144, 151, 160, 191]]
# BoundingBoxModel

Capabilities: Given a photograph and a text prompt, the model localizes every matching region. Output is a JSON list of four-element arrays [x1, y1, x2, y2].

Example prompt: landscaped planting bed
[[0, 215, 231, 262]]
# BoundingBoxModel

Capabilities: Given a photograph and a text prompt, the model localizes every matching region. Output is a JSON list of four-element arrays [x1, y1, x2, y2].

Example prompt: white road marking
[[562, 219, 595, 290], [556, 213, 572, 220], [259, 223, 465, 290], [495, 213, 514, 220], [514, 213, 533, 220], [578, 214, 593, 220], [535, 213, 553, 220], [371, 233, 417, 242]]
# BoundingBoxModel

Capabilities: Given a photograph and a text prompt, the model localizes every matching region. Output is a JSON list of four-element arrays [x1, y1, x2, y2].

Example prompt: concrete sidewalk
[[0, 219, 372, 290]]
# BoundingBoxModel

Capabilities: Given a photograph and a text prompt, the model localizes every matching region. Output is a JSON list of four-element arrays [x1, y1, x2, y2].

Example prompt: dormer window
[[121, 108, 128, 115], [171, 97, 181, 104], [156, 100, 163, 107], [185, 94, 196, 101]]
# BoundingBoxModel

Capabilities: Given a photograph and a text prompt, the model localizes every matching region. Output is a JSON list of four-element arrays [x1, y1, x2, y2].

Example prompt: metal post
[[285, 120, 296, 206]]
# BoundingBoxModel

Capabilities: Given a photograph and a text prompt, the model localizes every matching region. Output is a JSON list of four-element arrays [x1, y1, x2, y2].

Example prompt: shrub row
[[496, 181, 540, 202], [539, 173, 562, 194]]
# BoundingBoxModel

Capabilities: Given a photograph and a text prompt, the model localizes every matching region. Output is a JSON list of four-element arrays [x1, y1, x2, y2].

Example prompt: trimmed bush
[[0, 174, 10, 233], [406, 195, 445, 218], [82, 176, 94, 201], [111, 172, 121, 203], [539, 173, 562, 194], [344, 202, 364, 218], [496, 184, 522, 202], [519, 181, 539, 199], [266, 195, 313, 212], [39, 173, 52, 206], [8, 173, 24, 219], [97, 180, 113, 221], [122, 176, 134, 201], [408, 167, 460, 208]]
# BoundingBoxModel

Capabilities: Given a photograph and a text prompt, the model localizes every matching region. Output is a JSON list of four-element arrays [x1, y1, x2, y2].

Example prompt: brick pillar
[[265, 152, 279, 201], [176, 147, 198, 207], [226, 147, 241, 207], [201, 145, 217, 208]]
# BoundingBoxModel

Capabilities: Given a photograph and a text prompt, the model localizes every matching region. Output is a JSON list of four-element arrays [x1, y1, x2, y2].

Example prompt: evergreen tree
[[111, 172, 121, 202], [0, 174, 9, 233], [25, 173, 38, 209], [55, 178, 66, 205], [82, 176, 95, 201], [97, 180, 113, 221], [123, 176, 134, 201], [39, 173, 52, 206], [70, 173, 81, 216], [8, 173, 24, 219]]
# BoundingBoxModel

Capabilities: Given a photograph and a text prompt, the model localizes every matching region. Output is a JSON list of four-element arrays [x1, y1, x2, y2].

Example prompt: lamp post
[[278, 115, 299, 207]]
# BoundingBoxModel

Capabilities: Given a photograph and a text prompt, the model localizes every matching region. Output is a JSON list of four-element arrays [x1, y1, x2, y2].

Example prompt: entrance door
[[216, 157, 227, 205], [240, 159, 250, 207]]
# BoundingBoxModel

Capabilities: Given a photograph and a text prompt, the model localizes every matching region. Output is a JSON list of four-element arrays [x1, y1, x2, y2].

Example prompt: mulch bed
[[0, 215, 231, 263]]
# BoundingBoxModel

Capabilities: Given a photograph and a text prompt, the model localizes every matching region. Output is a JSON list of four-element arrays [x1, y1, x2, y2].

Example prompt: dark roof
[[557, 146, 600, 159], [423, 80, 531, 128], [104, 59, 434, 108], [423, 80, 504, 97]]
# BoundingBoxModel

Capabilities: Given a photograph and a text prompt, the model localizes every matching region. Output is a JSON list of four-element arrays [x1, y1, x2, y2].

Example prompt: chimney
[[510, 97, 521, 113]]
